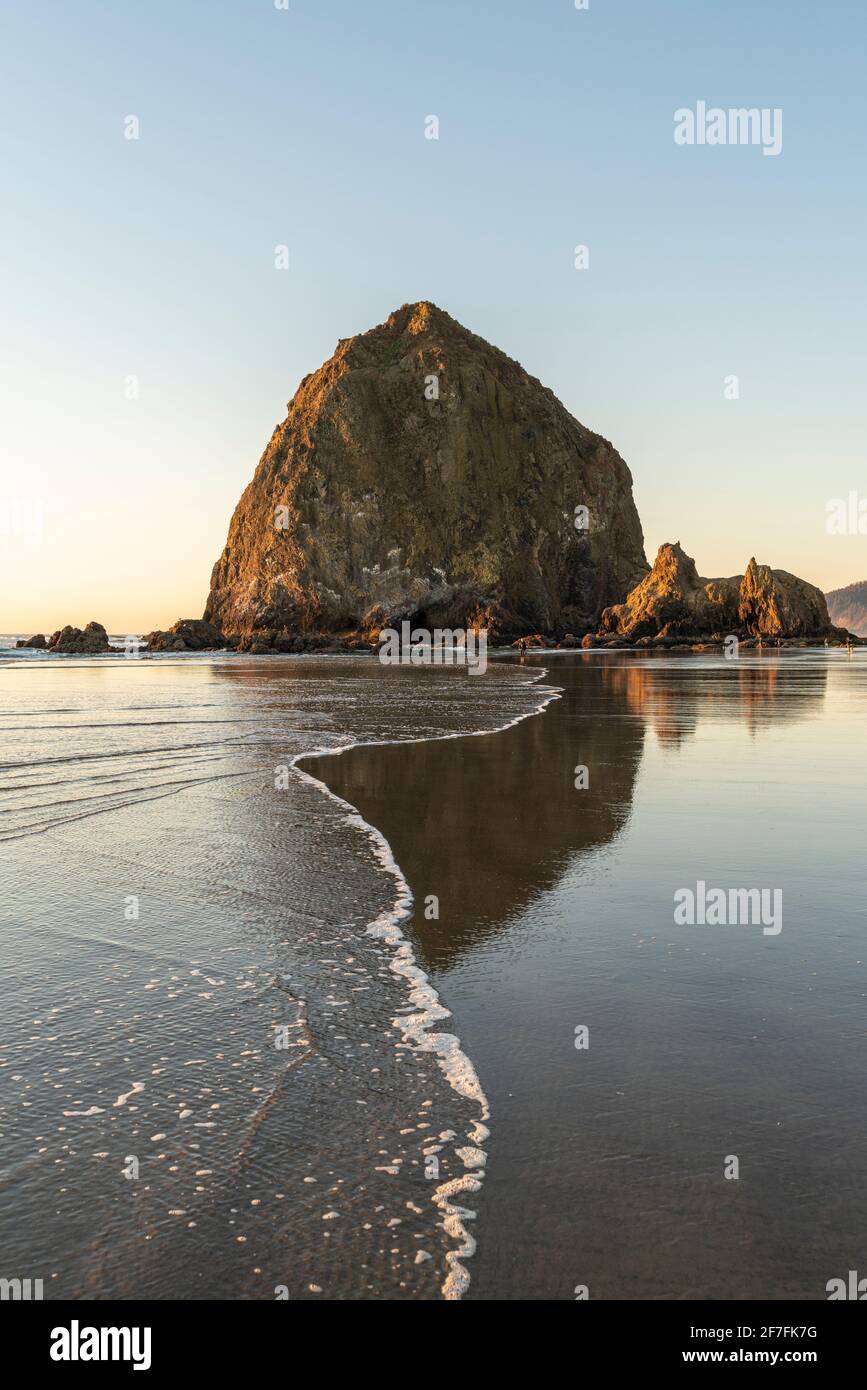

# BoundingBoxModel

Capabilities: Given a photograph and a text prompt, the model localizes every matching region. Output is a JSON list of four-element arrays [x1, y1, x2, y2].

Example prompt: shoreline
[[290, 667, 560, 1299], [1, 634, 861, 666]]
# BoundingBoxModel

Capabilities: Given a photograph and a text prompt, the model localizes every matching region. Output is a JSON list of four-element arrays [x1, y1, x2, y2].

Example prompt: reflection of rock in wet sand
[[311, 652, 856, 1303], [595, 652, 829, 746], [306, 665, 644, 973], [309, 654, 829, 975]]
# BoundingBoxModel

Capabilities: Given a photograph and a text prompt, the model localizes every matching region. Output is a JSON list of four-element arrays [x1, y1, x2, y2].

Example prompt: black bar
[[6, 1298, 863, 1374]]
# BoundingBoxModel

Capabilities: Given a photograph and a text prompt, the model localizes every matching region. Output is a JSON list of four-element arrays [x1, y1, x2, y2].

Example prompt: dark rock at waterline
[[47, 622, 112, 654], [231, 631, 365, 654], [142, 618, 225, 652], [16, 633, 47, 649]]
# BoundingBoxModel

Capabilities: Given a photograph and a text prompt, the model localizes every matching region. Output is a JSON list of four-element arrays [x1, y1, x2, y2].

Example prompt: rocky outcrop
[[233, 632, 367, 654], [47, 622, 112, 654], [599, 543, 740, 641], [826, 580, 867, 637], [738, 559, 833, 637], [599, 543, 847, 643], [204, 301, 648, 642], [15, 634, 47, 649], [143, 618, 226, 652]]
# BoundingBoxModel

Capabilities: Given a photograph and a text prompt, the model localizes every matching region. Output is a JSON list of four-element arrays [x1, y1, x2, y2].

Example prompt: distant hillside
[[826, 581, 867, 636]]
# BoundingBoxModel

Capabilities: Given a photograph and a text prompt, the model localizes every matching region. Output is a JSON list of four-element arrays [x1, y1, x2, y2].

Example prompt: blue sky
[[2, 0, 866, 629]]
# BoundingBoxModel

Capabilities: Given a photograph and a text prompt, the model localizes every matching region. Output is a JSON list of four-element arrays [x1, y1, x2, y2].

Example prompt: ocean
[[1, 645, 864, 1299]]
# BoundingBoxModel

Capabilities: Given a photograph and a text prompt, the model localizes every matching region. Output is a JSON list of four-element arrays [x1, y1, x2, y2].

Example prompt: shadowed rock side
[[31, 622, 112, 654], [16, 623, 115, 654], [598, 543, 848, 644], [826, 580, 867, 637], [143, 618, 227, 652], [204, 302, 648, 643]]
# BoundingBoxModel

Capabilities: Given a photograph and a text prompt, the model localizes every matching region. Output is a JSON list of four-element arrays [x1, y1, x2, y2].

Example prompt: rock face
[[15, 634, 47, 649], [143, 618, 225, 652], [599, 543, 843, 642], [204, 302, 648, 640], [738, 558, 833, 637], [47, 622, 112, 654], [599, 543, 740, 640], [826, 580, 867, 637]]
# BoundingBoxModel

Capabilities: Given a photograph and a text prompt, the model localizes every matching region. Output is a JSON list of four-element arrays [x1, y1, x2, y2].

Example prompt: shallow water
[[314, 650, 867, 1300], [1, 649, 864, 1300], [0, 653, 550, 1299]]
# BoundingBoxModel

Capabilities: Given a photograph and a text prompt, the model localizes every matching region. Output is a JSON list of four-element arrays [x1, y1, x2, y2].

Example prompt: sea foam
[[292, 669, 559, 1299]]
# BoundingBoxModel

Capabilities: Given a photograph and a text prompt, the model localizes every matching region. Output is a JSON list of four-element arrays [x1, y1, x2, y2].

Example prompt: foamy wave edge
[[291, 668, 560, 1300]]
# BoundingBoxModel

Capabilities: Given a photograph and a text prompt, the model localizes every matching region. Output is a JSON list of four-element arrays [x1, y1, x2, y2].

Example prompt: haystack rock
[[599, 543, 844, 641], [204, 302, 648, 641]]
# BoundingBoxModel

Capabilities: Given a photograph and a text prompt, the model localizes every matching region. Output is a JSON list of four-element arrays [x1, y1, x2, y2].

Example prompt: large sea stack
[[204, 302, 649, 641]]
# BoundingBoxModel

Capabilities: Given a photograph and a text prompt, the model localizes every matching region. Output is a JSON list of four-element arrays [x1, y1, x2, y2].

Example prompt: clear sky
[[2, 0, 866, 632]]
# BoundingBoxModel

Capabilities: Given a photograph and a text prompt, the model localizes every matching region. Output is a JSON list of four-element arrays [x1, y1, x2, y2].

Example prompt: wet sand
[[311, 651, 867, 1300], [2, 648, 864, 1300], [0, 655, 548, 1299]]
